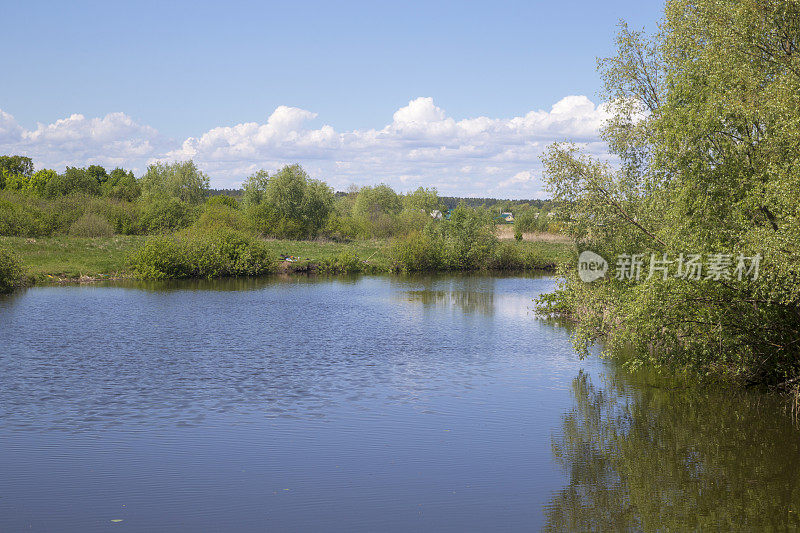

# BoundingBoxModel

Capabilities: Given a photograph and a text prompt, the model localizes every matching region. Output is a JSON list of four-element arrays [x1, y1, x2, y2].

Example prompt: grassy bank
[[0, 236, 146, 281], [0, 235, 573, 284]]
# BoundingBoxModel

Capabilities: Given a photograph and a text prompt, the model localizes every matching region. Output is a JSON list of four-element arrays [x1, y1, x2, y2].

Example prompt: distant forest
[[211, 188, 547, 210]]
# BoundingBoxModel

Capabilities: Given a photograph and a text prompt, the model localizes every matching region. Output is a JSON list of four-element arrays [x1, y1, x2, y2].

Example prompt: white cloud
[[0, 110, 23, 144], [0, 111, 167, 172], [0, 95, 612, 198], [497, 170, 535, 189], [393, 97, 446, 124]]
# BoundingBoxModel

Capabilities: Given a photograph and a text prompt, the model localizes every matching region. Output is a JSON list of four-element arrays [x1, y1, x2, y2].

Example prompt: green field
[[0, 235, 573, 283]]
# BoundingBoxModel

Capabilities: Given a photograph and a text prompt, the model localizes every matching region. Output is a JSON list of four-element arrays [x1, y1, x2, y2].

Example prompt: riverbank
[[0, 235, 574, 285]]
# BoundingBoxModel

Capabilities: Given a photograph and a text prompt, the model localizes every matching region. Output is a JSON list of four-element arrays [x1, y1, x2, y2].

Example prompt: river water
[[0, 274, 798, 531]]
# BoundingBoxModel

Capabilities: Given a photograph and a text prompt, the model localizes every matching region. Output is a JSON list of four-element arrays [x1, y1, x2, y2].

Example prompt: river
[[0, 274, 798, 531]]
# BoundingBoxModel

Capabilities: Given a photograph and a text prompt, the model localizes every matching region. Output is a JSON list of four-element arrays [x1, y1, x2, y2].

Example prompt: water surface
[[0, 274, 798, 531]]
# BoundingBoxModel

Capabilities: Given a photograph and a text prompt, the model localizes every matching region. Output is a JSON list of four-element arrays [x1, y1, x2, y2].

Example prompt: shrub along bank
[[127, 229, 274, 280], [0, 233, 571, 284], [0, 247, 22, 293]]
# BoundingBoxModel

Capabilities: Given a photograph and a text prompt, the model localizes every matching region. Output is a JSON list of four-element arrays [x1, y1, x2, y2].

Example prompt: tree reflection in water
[[545, 369, 800, 531], [403, 289, 495, 315]]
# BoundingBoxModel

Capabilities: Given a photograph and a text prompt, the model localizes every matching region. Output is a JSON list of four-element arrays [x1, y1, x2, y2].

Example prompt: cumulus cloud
[[0, 111, 167, 172], [0, 110, 23, 144], [0, 95, 612, 198]]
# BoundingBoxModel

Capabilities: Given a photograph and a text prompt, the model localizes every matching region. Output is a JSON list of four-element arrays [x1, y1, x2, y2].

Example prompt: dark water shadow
[[544, 367, 800, 531]]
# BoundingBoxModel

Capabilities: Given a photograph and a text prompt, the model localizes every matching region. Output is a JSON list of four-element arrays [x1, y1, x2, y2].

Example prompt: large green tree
[[540, 0, 800, 389], [86, 165, 109, 185], [103, 167, 140, 201], [245, 164, 334, 238], [402, 186, 443, 213], [0, 155, 33, 189], [26, 169, 58, 196], [45, 166, 102, 196], [241, 169, 270, 207], [353, 184, 402, 219], [140, 160, 209, 204]]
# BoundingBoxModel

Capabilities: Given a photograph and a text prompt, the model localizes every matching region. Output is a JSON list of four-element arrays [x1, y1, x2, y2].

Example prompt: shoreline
[[18, 262, 561, 287], [2, 234, 571, 289]]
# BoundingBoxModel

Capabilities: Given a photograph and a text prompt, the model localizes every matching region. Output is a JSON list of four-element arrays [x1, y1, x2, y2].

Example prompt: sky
[[0, 0, 663, 198]]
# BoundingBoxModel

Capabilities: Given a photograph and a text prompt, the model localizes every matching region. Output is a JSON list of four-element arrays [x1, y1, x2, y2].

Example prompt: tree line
[[0, 156, 559, 239], [0, 156, 567, 284]]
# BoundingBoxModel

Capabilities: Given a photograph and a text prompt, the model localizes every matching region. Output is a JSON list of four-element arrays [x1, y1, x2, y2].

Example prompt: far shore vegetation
[[0, 157, 572, 289]]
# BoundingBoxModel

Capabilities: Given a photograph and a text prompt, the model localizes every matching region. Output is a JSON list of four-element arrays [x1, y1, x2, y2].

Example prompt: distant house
[[430, 210, 443, 219], [499, 212, 514, 223]]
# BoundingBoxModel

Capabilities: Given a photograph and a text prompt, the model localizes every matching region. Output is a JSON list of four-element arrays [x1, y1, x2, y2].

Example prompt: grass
[[0, 235, 574, 283], [515, 240, 575, 266], [0, 235, 394, 280], [495, 225, 572, 243], [0, 235, 146, 280], [263, 238, 394, 271]]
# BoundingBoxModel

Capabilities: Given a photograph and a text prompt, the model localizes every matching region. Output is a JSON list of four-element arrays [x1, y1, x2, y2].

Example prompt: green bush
[[47, 195, 137, 236], [402, 186, 443, 213], [138, 197, 195, 234], [521, 244, 565, 270], [390, 204, 501, 272], [319, 251, 373, 274], [514, 208, 554, 233], [87, 199, 140, 235], [436, 205, 497, 270], [245, 201, 306, 239], [128, 228, 274, 279], [353, 184, 401, 220], [0, 193, 57, 236], [4, 169, 58, 196], [193, 203, 247, 232], [181, 229, 272, 278], [390, 232, 443, 272], [395, 209, 432, 235], [0, 191, 142, 237], [245, 202, 277, 236], [3, 173, 27, 192], [68, 212, 115, 237], [206, 195, 239, 209], [45, 167, 101, 197], [127, 235, 189, 279], [0, 156, 33, 188], [45, 195, 88, 230], [488, 242, 526, 270], [351, 184, 403, 238], [0, 247, 23, 293], [321, 213, 360, 241], [361, 212, 397, 238], [102, 168, 141, 201]]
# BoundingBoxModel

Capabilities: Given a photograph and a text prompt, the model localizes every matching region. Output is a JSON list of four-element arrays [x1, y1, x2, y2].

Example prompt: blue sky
[[0, 0, 663, 197]]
